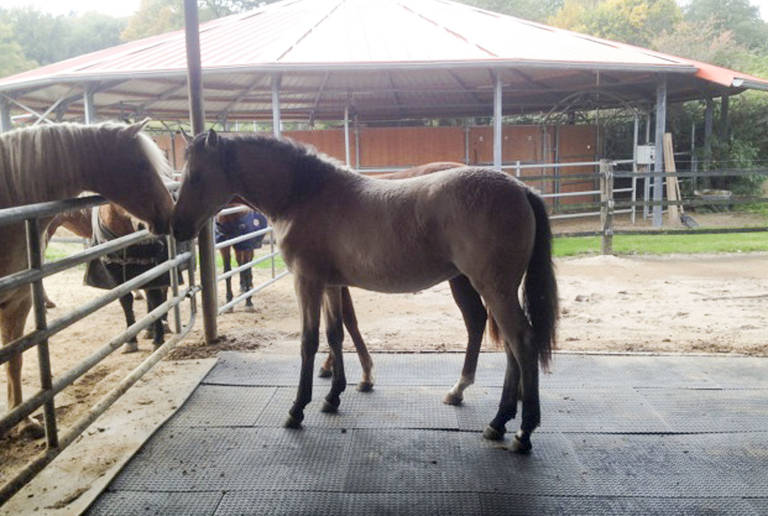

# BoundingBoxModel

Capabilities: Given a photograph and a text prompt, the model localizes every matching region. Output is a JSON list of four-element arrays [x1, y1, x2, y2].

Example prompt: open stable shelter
[[1, 0, 767, 223]]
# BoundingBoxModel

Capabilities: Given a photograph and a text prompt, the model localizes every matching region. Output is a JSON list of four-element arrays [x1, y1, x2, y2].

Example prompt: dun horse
[[0, 121, 173, 438], [318, 161, 490, 397], [172, 130, 557, 452]]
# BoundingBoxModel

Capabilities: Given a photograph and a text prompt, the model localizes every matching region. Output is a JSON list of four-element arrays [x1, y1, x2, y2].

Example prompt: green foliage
[[684, 0, 768, 51], [554, 231, 768, 256], [461, 0, 564, 22], [0, 7, 125, 77], [0, 20, 36, 76], [549, 0, 681, 47]]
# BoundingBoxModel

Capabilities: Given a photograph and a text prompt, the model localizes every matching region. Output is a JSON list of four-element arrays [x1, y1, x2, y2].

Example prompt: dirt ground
[[1, 249, 767, 502]]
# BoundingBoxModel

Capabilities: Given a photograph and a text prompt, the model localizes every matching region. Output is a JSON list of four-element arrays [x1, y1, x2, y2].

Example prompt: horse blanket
[[85, 208, 188, 290], [215, 211, 268, 251]]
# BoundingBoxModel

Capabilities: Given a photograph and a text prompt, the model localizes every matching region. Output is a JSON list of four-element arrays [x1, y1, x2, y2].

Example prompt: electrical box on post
[[636, 145, 655, 165]]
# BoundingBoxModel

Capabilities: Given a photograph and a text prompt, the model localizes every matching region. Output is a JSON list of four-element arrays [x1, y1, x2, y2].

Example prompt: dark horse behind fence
[[172, 130, 557, 453], [216, 205, 268, 312]]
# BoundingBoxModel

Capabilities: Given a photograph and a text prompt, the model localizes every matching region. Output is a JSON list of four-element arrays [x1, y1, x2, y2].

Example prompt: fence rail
[[0, 195, 196, 505], [592, 159, 768, 254]]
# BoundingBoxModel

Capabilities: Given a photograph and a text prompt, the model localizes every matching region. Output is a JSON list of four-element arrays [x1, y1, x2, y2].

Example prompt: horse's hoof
[[162, 322, 171, 333], [321, 398, 340, 413], [153, 343, 163, 351], [483, 424, 505, 441], [511, 432, 532, 454], [44, 300, 57, 309], [443, 392, 463, 406], [121, 341, 139, 354], [143, 329, 154, 339], [357, 381, 374, 392], [16, 418, 45, 440], [245, 305, 255, 313], [317, 366, 332, 378], [284, 415, 303, 429]]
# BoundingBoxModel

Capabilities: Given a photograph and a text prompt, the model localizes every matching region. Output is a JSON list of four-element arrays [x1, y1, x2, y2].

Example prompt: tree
[[121, 0, 281, 41], [0, 20, 36, 77], [548, 0, 681, 48], [684, 0, 768, 51], [460, 0, 564, 22]]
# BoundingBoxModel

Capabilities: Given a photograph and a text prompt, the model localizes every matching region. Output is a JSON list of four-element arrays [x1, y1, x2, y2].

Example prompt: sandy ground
[[1, 248, 767, 511]]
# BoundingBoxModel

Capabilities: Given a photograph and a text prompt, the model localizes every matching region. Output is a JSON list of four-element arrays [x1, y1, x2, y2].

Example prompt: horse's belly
[[341, 262, 458, 293]]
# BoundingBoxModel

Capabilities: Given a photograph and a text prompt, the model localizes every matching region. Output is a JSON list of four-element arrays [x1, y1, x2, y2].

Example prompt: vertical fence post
[[25, 218, 59, 448], [184, 0, 217, 343], [600, 160, 614, 255]]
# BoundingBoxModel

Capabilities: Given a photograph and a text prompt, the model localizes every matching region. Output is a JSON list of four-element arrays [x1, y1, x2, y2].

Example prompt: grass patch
[[554, 231, 768, 257]]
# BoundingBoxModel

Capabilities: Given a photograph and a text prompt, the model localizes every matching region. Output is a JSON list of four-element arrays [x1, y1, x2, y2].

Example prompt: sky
[[2, 0, 768, 20]]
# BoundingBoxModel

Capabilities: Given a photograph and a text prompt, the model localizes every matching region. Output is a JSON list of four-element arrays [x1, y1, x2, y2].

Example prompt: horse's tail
[[487, 189, 558, 369]]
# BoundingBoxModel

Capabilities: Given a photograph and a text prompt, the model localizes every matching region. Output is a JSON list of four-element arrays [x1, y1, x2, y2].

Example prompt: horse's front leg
[[1, 294, 44, 438], [285, 276, 323, 429], [321, 287, 346, 412]]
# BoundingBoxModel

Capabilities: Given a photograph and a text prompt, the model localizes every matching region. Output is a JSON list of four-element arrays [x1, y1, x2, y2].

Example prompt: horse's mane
[[0, 122, 171, 208]]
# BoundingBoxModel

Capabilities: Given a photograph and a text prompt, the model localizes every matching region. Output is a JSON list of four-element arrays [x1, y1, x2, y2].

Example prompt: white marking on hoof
[[483, 425, 505, 441], [121, 341, 139, 354], [284, 415, 302, 429], [511, 431, 532, 454]]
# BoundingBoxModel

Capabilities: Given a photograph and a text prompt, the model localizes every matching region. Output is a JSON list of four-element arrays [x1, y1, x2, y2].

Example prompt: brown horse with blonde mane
[[0, 120, 173, 438], [172, 130, 557, 453]]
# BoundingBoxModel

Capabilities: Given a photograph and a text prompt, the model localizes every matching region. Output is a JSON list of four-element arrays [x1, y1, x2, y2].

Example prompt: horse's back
[[280, 166, 536, 293]]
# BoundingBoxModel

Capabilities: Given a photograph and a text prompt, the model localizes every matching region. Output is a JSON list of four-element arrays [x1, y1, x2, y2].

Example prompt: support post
[[0, 99, 11, 132], [184, 0, 218, 343], [271, 74, 282, 138], [26, 218, 59, 448], [492, 71, 503, 171], [704, 97, 713, 172], [719, 94, 729, 147], [344, 105, 350, 167], [83, 86, 96, 124], [653, 75, 667, 228], [600, 159, 614, 255], [631, 113, 639, 224]]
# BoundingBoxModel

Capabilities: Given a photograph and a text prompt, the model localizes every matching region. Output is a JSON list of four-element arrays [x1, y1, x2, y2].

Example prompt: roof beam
[[309, 71, 330, 125], [215, 75, 267, 122]]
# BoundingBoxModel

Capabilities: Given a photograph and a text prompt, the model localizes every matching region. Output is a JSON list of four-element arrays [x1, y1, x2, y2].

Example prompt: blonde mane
[[0, 121, 170, 208]]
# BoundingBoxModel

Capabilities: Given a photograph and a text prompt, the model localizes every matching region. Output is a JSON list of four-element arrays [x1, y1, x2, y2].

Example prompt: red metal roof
[[0, 0, 765, 121]]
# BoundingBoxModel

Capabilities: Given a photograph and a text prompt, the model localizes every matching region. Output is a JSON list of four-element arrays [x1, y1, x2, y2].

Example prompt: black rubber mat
[[637, 388, 768, 433], [86, 353, 768, 515], [479, 494, 762, 516]]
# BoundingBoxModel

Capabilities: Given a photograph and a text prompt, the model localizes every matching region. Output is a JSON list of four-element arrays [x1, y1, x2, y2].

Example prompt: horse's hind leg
[[1, 295, 44, 438], [444, 275, 486, 406], [320, 287, 374, 391], [481, 294, 538, 453], [238, 249, 255, 311], [284, 276, 323, 429], [119, 293, 139, 353], [321, 287, 347, 412]]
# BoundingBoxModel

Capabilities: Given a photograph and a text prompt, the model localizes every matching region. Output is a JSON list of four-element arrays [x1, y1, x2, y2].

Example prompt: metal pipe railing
[[0, 191, 196, 504]]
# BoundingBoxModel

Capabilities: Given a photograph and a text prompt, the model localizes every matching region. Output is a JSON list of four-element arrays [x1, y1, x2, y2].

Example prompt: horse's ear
[[126, 117, 151, 137], [205, 128, 218, 149]]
